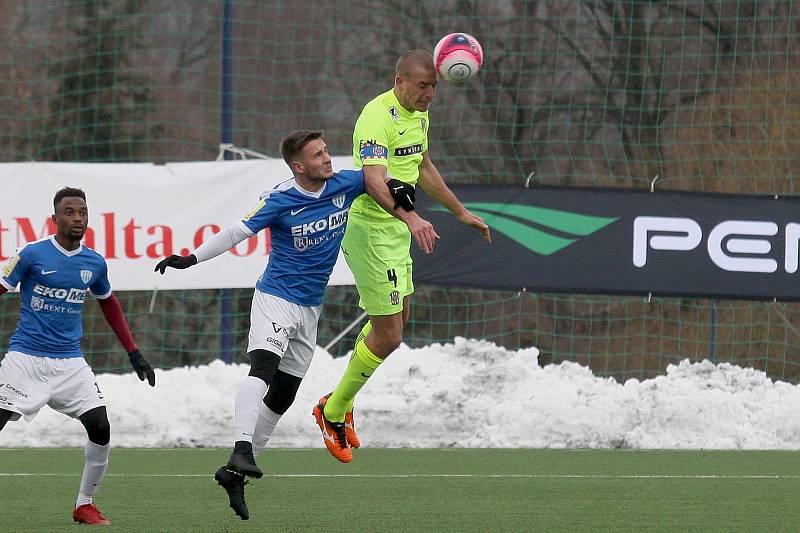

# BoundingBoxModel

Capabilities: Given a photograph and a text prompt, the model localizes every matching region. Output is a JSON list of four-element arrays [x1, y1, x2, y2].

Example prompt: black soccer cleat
[[214, 465, 250, 520], [227, 444, 263, 479]]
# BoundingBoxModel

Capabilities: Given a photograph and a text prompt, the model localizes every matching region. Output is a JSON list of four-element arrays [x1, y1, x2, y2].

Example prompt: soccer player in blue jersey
[[0, 187, 156, 526], [154, 130, 436, 520]]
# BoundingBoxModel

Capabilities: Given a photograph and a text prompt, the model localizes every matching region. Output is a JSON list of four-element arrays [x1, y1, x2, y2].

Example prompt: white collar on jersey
[[292, 179, 327, 199], [50, 235, 83, 257]]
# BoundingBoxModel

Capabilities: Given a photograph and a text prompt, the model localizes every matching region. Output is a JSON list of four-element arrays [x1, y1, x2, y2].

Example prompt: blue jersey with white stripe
[[0, 236, 112, 358], [240, 169, 365, 306]]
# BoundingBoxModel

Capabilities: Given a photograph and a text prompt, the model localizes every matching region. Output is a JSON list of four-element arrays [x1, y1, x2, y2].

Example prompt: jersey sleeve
[[90, 260, 113, 299], [0, 250, 26, 291], [353, 105, 391, 168], [340, 169, 366, 197], [241, 195, 280, 234]]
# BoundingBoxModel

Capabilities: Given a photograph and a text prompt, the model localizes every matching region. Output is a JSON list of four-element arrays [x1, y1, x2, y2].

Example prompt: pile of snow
[[2, 338, 798, 449]]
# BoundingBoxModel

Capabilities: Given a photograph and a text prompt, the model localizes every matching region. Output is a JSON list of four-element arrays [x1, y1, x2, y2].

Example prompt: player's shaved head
[[280, 130, 324, 166], [394, 49, 438, 112], [396, 49, 435, 78], [53, 187, 86, 211]]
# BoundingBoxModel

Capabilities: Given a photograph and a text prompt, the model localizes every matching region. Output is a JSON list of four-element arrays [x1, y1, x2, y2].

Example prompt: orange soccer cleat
[[313, 396, 352, 463], [322, 392, 361, 448], [73, 503, 111, 526], [344, 409, 361, 449]]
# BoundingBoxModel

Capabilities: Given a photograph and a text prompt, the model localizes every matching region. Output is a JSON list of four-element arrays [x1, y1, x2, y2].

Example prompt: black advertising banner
[[411, 186, 800, 301]]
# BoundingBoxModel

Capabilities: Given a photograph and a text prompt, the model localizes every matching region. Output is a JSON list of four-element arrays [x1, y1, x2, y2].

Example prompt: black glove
[[128, 349, 156, 387], [387, 178, 416, 212], [154, 254, 197, 274]]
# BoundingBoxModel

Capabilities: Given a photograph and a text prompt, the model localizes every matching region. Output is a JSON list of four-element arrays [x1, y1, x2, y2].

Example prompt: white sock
[[252, 403, 283, 457], [234, 376, 268, 443], [76, 441, 110, 508]]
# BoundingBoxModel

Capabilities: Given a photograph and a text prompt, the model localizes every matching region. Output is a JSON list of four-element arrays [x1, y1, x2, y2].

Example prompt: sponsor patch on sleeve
[[2, 255, 20, 278], [359, 143, 388, 162], [242, 198, 266, 221]]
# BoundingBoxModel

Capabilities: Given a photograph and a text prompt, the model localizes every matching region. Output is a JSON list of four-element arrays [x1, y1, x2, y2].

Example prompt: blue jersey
[[0, 236, 112, 359], [240, 169, 365, 306]]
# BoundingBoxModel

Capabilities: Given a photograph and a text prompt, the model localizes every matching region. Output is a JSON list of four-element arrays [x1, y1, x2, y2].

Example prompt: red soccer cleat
[[73, 503, 111, 525]]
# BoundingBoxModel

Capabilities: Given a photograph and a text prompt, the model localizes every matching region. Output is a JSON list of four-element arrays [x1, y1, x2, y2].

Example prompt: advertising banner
[[0, 158, 355, 291], [8, 164, 798, 301], [413, 186, 800, 301]]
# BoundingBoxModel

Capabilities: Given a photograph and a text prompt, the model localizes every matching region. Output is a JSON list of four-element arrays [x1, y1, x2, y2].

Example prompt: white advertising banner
[[0, 158, 356, 291]]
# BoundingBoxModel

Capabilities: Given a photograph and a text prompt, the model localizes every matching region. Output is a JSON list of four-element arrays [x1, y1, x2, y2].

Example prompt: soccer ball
[[433, 33, 483, 82]]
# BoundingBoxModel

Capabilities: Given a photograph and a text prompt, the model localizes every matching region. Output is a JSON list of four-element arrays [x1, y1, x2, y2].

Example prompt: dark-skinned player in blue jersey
[[0, 187, 156, 526]]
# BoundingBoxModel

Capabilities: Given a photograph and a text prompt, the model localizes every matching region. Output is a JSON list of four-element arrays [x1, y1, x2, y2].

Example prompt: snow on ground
[[1, 337, 799, 449]]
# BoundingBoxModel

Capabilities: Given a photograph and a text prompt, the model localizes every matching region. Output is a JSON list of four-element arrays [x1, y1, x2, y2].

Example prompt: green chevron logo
[[430, 202, 618, 255]]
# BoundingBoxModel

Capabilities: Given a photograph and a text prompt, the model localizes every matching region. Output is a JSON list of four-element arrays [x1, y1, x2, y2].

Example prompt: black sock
[[234, 440, 253, 455]]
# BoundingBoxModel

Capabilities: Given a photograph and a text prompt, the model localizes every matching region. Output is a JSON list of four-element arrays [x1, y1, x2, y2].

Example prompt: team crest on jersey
[[332, 194, 345, 209], [388, 106, 399, 120], [31, 296, 44, 311], [420, 118, 427, 132], [294, 237, 309, 250], [80, 270, 93, 284]]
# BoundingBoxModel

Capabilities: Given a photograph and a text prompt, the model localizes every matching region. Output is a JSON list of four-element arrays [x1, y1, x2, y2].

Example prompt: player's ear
[[291, 160, 303, 175]]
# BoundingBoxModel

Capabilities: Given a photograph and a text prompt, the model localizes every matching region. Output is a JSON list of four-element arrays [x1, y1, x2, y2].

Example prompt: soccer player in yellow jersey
[[313, 49, 491, 462]]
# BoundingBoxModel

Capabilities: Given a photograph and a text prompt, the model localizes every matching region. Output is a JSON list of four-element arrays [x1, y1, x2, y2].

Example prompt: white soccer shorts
[[247, 290, 322, 378], [0, 351, 106, 422]]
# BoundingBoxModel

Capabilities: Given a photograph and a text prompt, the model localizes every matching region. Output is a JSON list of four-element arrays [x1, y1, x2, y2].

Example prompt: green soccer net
[[2, 1, 800, 382]]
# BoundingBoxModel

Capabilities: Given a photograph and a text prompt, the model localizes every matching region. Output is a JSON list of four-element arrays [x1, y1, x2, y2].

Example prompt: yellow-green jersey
[[350, 89, 429, 221]]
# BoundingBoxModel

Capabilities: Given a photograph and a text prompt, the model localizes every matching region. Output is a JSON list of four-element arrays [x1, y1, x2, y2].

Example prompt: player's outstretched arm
[[418, 152, 491, 244], [363, 166, 439, 254], [97, 294, 156, 387], [154, 223, 253, 274]]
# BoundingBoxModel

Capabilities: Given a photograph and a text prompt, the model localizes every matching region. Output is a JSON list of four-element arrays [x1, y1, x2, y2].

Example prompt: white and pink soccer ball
[[433, 32, 484, 82]]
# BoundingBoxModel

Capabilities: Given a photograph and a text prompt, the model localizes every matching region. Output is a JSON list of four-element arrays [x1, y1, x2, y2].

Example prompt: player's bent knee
[[263, 370, 302, 415], [248, 349, 282, 385], [371, 329, 402, 356], [79, 406, 111, 446], [0, 408, 13, 432]]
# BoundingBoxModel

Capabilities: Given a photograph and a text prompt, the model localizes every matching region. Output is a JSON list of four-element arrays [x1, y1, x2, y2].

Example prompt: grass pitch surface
[[2, 448, 798, 532]]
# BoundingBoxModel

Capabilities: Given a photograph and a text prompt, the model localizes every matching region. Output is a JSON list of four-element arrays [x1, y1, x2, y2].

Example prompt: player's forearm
[[418, 160, 467, 217], [363, 166, 412, 222], [0, 285, 6, 297], [97, 294, 138, 353], [364, 171, 395, 211], [193, 223, 252, 263]]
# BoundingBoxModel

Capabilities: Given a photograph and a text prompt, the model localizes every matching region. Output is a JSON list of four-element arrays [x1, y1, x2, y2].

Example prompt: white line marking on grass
[[1, 473, 799, 479]]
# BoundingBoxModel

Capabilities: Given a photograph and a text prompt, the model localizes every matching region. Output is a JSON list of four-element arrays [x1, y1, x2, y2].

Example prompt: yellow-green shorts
[[342, 216, 413, 316]]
